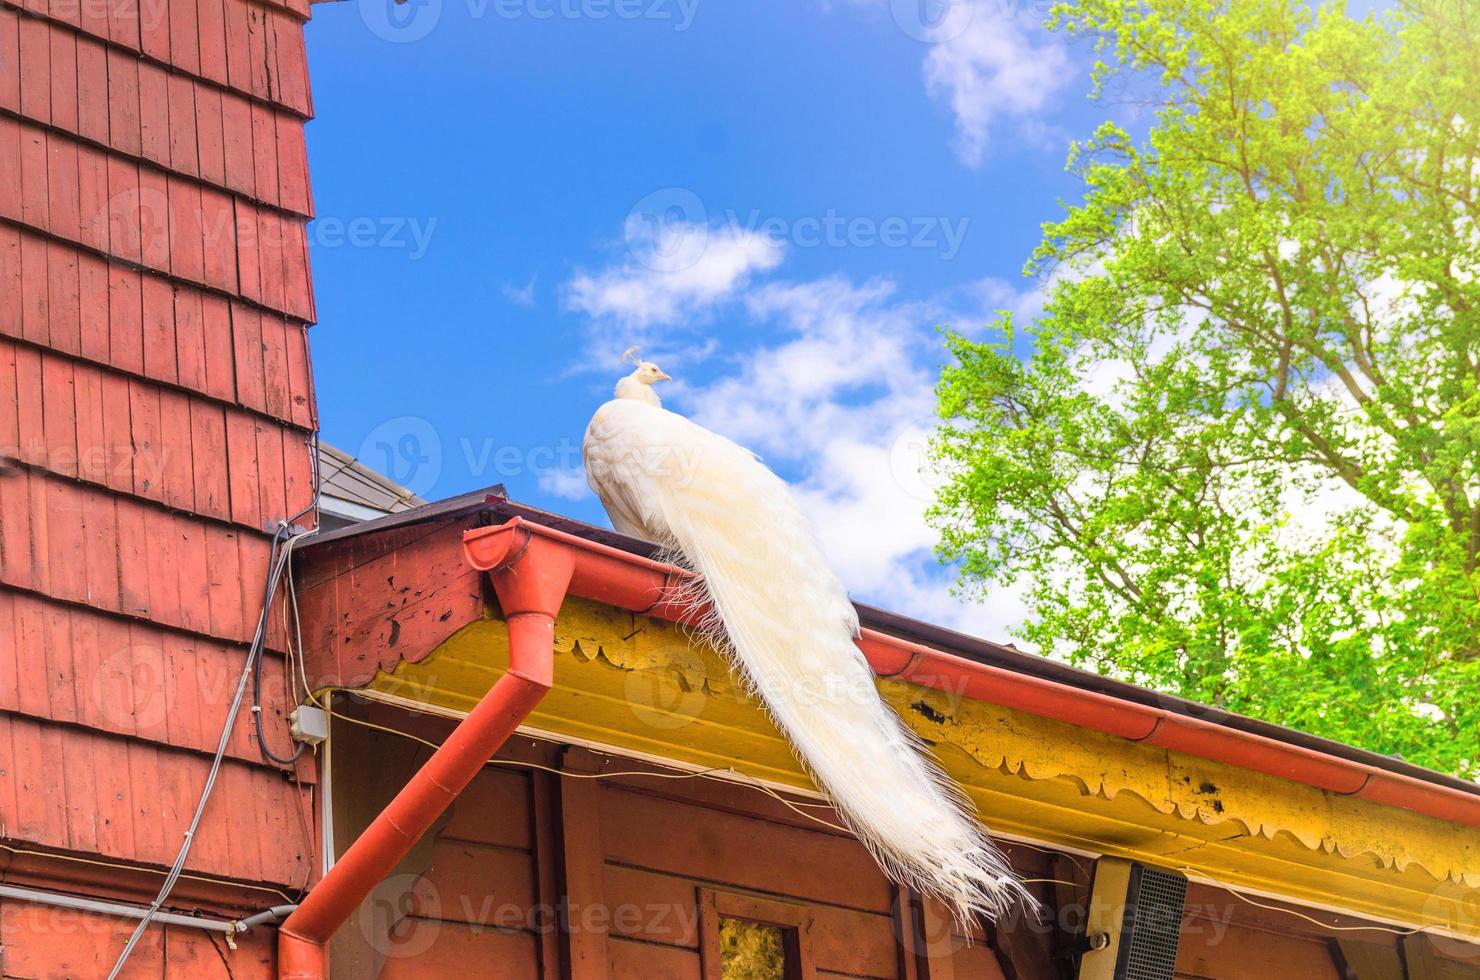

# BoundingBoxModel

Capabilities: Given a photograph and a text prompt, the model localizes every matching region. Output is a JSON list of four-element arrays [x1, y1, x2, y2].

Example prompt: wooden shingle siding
[[0, 338, 313, 527], [0, 236, 313, 429], [0, 467, 315, 644], [0, 715, 311, 881], [0, 20, 315, 221], [1, 0, 311, 117], [0, 0, 317, 965], [0, 128, 314, 320], [0, 8, 19, 113], [0, 898, 280, 977], [0, 592, 297, 767]]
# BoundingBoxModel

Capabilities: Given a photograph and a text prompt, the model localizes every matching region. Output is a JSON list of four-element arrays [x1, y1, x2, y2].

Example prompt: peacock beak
[[656, 372, 672, 382]]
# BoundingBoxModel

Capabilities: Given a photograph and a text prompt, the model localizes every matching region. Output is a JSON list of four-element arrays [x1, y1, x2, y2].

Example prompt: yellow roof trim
[[355, 600, 1480, 941]]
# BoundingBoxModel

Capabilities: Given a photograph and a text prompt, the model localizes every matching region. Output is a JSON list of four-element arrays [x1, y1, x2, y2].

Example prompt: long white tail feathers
[[670, 533, 1030, 923], [643, 459, 1031, 924], [583, 398, 1032, 923]]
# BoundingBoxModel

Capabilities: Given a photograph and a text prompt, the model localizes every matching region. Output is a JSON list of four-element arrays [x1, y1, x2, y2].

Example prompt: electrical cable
[[317, 701, 1473, 944], [253, 531, 310, 765], [253, 431, 325, 763], [105, 532, 298, 978], [0, 842, 297, 903], [320, 700, 854, 833], [283, 531, 320, 710], [269, 540, 324, 898], [106, 431, 324, 978], [234, 904, 301, 932], [1182, 868, 1448, 937], [286, 430, 323, 530]]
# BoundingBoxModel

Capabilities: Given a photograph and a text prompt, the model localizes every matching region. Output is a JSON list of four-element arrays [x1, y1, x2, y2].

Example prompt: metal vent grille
[[1121, 866, 1188, 980]]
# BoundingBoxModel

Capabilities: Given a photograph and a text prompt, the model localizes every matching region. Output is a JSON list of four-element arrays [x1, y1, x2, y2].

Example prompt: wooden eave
[[291, 492, 1480, 943]]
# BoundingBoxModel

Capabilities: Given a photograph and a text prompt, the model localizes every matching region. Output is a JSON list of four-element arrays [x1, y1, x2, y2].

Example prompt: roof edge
[[300, 492, 1480, 803]]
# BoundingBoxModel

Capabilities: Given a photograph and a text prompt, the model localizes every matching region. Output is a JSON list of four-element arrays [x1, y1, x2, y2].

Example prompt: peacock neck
[[614, 376, 662, 407]]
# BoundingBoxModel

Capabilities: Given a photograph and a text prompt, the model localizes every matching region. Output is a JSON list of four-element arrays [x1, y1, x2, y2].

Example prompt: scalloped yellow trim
[[360, 600, 1480, 938]]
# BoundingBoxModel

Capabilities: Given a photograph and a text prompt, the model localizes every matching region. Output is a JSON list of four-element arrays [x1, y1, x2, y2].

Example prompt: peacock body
[[582, 351, 1029, 923]]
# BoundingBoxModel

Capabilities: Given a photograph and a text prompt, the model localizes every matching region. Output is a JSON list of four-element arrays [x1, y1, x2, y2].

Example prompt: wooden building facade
[[1, 0, 1479, 976], [0, 0, 317, 969], [289, 497, 1480, 979]]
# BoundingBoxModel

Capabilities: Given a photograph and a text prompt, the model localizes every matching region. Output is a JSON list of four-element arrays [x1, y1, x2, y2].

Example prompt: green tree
[[929, 0, 1480, 776]]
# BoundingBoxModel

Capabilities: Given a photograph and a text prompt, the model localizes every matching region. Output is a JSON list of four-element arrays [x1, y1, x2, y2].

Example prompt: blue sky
[[301, 0, 1121, 637]]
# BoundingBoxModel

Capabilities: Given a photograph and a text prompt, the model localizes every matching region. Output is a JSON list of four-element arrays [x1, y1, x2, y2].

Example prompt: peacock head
[[615, 347, 671, 405], [622, 346, 671, 384]]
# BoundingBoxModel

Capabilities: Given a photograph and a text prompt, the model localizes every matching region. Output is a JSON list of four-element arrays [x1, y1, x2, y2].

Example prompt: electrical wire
[[107, 431, 324, 977], [318, 702, 1475, 944], [253, 432, 324, 764], [272, 569, 320, 899], [105, 530, 300, 979], [0, 843, 297, 904], [253, 532, 313, 765], [321, 701, 853, 834], [286, 430, 323, 530], [1181, 869, 1449, 937], [283, 532, 320, 710], [1001, 837, 1092, 879], [235, 904, 300, 932]]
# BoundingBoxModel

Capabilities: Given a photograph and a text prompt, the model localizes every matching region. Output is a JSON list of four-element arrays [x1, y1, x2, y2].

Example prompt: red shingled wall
[[0, 0, 318, 970]]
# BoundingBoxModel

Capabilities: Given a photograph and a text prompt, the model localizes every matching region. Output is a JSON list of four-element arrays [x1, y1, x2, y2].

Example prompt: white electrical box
[[289, 705, 329, 746]]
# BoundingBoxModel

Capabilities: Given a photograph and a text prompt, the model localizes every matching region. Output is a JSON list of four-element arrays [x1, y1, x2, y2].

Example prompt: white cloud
[[537, 463, 591, 501], [564, 222, 784, 329], [954, 274, 1049, 327], [687, 277, 928, 449], [827, 2, 1080, 160], [560, 212, 1044, 640], [674, 275, 1036, 640], [502, 277, 537, 308], [921, 11, 1073, 166]]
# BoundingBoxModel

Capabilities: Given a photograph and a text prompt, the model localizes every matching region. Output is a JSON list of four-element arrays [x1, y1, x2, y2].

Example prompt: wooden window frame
[[698, 888, 819, 980]]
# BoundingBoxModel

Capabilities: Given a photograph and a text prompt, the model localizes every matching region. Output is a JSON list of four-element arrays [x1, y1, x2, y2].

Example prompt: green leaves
[[931, 0, 1480, 776]]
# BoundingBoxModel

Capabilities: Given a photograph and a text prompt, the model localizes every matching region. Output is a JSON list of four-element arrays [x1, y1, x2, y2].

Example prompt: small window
[[700, 889, 816, 980], [719, 917, 790, 979]]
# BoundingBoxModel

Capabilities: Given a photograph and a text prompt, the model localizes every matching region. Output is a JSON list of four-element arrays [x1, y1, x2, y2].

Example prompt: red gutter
[[278, 512, 1476, 975], [276, 525, 574, 979], [462, 518, 1480, 831], [861, 632, 1478, 825]]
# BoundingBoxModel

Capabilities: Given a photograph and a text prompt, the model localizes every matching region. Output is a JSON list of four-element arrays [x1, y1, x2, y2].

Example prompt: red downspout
[[277, 524, 573, 980], [280, 514, 1478, 975]]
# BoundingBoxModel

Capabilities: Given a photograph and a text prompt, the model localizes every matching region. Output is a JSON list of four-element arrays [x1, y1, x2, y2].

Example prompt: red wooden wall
[[333, 721, 1025, 980], [379, 769, 547, 979], [330, 714, 1450, 980], [0, 0, 318, 969]]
